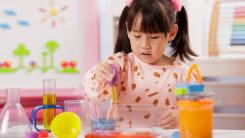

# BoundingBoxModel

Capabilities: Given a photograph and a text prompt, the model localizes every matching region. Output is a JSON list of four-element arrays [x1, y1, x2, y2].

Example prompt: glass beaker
[[43, 79, 56, 130], [64, 100, 88, 135], [0, 88, 32, 137], [178, 99, 214, 138], [85, 104, 162, 138]]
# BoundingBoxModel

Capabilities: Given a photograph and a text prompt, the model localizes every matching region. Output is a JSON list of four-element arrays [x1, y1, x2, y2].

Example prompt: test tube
[[43, 79, 56, 130]]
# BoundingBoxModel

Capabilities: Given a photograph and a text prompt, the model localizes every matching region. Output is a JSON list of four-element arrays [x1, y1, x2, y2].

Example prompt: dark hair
[[114, 0, 197, 62]]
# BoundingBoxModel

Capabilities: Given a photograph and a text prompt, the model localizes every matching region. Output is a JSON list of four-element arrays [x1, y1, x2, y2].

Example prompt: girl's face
[[127, 17, 178, 66]]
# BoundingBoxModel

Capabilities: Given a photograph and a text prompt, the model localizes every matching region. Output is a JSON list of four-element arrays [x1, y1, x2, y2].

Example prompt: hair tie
[[171, 0, 182, 12], [126, 0, 134, 7]]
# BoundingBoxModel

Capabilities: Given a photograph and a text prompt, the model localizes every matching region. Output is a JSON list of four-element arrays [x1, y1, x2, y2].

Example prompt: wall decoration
[[0, 41, 79, 74], [14, 44, 30, 72], [4, 10, 16, 16], [0, 61, 12, 73], [0, 24, 10, 29], [30, 61, 36, 67], [0, 0, 84, 89], [39, 0, 68, 27], [61, 61, 78, 73], [18, 21, 30, 26], [1, 10, 29, 29]]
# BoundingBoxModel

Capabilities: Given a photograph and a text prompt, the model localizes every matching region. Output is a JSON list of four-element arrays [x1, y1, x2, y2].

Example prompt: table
[[35, 125, 245, 138]]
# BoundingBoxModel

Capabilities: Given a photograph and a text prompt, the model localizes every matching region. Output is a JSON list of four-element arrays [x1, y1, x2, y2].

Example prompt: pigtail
[[114, 6, 132, 54], [170, 6, 198, 62]]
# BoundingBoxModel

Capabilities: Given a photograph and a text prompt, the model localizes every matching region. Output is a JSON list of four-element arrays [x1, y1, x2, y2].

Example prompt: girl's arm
[[83, 52, 128, 106]]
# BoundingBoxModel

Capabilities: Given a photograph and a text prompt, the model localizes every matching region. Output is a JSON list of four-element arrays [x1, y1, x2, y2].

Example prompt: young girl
[[83, 0, 197, 129]]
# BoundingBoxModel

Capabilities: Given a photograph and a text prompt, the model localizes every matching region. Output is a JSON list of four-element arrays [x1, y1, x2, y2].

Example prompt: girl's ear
[[169, 24, 178, 41]]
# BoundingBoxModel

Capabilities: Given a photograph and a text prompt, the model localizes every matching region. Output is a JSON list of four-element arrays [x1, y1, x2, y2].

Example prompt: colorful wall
[[0, 0, 100, 90]]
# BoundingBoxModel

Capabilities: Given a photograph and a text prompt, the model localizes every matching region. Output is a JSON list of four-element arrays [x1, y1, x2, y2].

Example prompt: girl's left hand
[[162, 109, 179, 129]]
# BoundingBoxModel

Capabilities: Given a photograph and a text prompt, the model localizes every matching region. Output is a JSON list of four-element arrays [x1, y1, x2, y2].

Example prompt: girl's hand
[[95, 61, 114, 82], [162, 109, 179, 129]]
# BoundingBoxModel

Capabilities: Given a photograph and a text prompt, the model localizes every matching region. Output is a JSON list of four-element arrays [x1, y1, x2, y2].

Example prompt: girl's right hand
[[95, 61, 114, 82]]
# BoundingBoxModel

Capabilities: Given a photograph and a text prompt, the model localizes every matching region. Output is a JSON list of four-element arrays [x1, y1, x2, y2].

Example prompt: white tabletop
[[34, 125, 245, 138]]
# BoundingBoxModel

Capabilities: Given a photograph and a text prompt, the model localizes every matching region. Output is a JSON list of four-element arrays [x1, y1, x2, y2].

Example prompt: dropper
[[107, 64, 119, 104], [107, 64, 120, 128]]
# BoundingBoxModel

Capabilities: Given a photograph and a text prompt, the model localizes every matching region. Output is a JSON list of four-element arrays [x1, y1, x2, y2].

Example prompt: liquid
[[179, 108, 212, 138], [85, 131, 158, 138], [111, 86, 121, 130], [111, 86, 117, 104], [43, 94, 56, 130]]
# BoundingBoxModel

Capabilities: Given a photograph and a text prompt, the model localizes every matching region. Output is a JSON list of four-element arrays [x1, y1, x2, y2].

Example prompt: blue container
[[91, 118, 116, 131], [175, 84, 204, 93]]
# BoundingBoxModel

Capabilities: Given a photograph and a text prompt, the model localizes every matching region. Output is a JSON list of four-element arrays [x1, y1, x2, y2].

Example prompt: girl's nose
[[141, 37, 150, 49]]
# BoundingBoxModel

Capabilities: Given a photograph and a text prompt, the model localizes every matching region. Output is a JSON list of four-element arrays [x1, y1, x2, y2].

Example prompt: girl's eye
[[151, 37, 158, 39], [134, 36, 140, 38]]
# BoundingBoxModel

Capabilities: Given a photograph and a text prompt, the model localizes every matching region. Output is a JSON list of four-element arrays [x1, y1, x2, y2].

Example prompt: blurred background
[[0, 0, 245, 130], [104, 0, 245, 130]]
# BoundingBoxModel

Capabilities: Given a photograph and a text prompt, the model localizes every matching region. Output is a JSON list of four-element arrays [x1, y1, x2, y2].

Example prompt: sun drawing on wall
[[39, 0, 68, 27]]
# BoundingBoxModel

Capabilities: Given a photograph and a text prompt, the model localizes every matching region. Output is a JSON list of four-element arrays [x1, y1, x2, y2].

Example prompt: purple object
[[107, 64, 118, 86], [25, 132, 39, 138]]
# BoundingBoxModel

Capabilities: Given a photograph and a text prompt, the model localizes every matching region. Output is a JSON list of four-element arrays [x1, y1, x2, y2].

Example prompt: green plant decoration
[[0, 68, 13, 73], [0, 41, 79, 74], [14, 44, 30, 72], [42, 52, 48, 68], [45, 41, 59, 72]]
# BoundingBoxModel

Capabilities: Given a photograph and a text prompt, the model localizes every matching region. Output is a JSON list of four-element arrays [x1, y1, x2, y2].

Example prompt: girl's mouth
[[141, 53, 151, 58]]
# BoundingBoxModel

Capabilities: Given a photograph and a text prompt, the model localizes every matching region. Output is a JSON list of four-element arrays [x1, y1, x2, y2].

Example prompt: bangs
[[127, 0, 172, 35]]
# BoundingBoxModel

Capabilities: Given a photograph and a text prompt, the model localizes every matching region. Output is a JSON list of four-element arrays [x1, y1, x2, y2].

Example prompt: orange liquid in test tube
[[43, 94, 56, 130], [43, 79, 56, 131]]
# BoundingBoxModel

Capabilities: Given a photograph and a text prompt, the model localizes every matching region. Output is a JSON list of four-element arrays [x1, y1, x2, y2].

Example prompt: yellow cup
[[51, 112, 81, 138], [178, 99, 214, 138]]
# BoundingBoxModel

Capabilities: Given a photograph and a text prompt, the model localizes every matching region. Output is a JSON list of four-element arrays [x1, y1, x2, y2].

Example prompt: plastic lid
[[177, 92, 213, 101], [178, 99, 214, 108], [39, 131, 49, 137], [175, 88, 187, 95], [25, 132, 39, 138]]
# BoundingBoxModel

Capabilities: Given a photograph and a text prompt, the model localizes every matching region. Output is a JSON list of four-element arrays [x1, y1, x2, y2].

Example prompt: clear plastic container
[[83, 102, 101, 134], [178, 99, 214, 138], [43, 79, 56, 130], [64, 100, 88, 135], [0, 88, 32, 137], [85, 104, 162, 138]]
